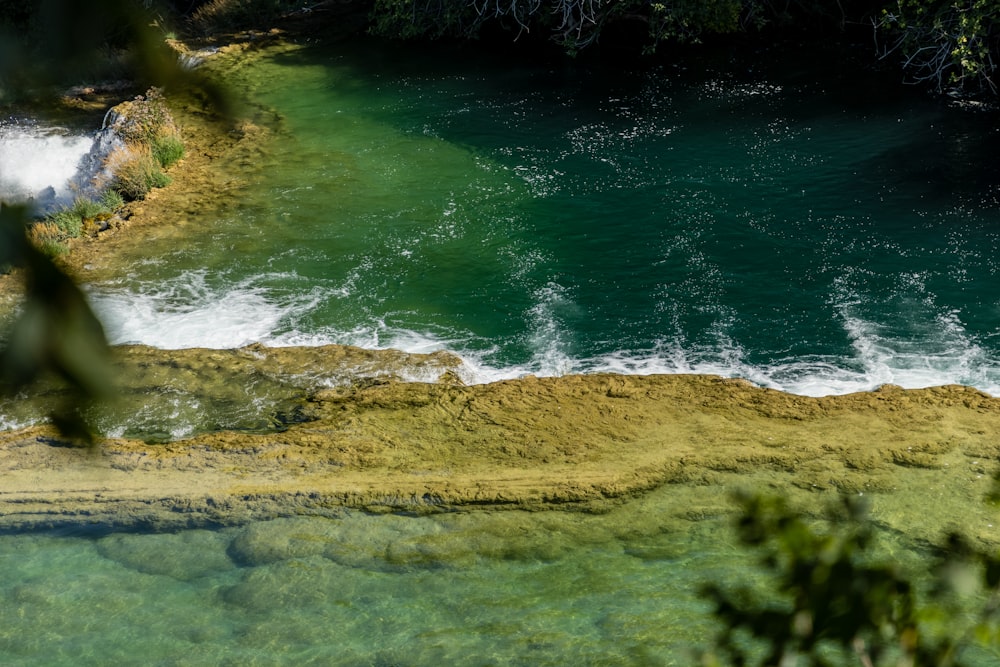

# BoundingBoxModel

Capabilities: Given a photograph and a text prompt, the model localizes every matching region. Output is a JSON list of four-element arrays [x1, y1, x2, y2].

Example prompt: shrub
[[701, 492, 1000, 666], [102, 88, 183, 196], [35, 239, 69, 257], [99, 189, 124, 211], [66, 196, 106, 221], [151, 134, 184, 169], [40, 195, 118, 241], [28, 220, 70, 256], [189, 0, 304, 35], [149, 170, 172, 189], [47, 209, 83, 238], [113, 89, 174, 147], [28, 221, 68, 253], [104, 143, 169, 200]]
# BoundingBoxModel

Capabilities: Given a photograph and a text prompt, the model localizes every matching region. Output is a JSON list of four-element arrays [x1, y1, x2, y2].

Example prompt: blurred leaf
[[1, 0, 231, 115], [1, 0, 238, 441], [704, 491, 1000, 665], [1, 204, 112, 443]]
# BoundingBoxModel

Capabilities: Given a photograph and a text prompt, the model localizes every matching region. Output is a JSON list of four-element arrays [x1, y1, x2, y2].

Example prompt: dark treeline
[[0, 0, 997, 99], [176, 0, 997, 97]]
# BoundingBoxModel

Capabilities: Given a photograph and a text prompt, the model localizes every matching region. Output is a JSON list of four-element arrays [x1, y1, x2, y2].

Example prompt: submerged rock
[[96, 529, 235, 581], [1, 370, 999, 553]]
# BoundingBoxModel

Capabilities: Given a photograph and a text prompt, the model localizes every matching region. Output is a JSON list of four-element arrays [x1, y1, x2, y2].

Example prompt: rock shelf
[[2, 365, 998, 546]]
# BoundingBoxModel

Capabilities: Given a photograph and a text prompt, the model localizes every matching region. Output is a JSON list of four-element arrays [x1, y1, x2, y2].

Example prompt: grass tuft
[[104, 143, 169, 200]]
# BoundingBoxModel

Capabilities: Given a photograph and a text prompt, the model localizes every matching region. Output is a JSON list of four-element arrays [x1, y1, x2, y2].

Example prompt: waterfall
[[0, 118, 122, 213], [68, 114, 125, 201]]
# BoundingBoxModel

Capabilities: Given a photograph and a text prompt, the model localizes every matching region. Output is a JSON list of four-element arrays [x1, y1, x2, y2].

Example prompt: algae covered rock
[[96, 528, 235, 581]]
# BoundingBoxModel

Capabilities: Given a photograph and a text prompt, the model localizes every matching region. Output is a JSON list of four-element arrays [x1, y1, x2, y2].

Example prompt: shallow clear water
[[0, 514, 723, 665], [0, 500, 967, 666], [81, 40, 1000, 397]]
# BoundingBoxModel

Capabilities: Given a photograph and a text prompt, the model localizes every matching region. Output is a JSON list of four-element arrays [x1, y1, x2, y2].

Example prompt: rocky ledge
[[1, 351, 998, 549]]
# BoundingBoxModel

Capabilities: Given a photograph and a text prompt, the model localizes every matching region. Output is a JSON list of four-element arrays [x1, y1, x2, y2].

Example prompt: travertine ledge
[[2, 370, 999, 542]]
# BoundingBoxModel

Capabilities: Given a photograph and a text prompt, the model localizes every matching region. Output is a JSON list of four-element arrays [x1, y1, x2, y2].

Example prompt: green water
[[85, 39, 1000, 399], [0, 526, 712, 664], [0, 496, 956, 666]]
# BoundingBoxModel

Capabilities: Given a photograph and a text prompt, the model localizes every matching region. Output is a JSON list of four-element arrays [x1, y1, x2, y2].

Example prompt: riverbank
[[0, 35, 281, 312], [47, 40, 290, 284]]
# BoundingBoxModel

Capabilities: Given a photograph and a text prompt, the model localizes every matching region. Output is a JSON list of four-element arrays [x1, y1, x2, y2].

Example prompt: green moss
[[152, 135, 184, 169]]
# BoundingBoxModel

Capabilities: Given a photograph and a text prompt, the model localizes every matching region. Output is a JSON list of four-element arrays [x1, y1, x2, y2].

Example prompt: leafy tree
[[702, 492, 1000, 666], [367, 0, 999, 97], [369, 0, 757, 51], [0, 205, 112, 441], [875, 0, 998, 95]]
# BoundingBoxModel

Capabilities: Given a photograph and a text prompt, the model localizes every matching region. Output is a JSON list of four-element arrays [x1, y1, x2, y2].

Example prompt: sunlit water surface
[[80, 40, 1000, 397]]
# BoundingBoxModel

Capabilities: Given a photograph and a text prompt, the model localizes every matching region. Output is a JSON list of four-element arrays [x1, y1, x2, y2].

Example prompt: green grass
[[43, 192, 123, 239], [99, 189, 125, 211], [152, 135, 184, 169]]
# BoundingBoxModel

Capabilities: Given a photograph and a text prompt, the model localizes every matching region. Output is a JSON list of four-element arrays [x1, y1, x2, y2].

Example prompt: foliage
[[46, 199, 99, 239], [152, 134, 185, 168], [0, 204, 112, 442], [366, 0, 998, 97], [113, 88, 178, 145], [367, 0, 887, 53], [0, 0, 231, 110], [100, 88, 183, 196], [99, 188, 125, 211], [47, 208, 85, 239], [26, 221, 70, 257], [30, 194, 121, 255], [701, 492, 1000, 666], [105, 143, 172, 200], [644, 0, 745, 47], [876, 0, 999, 95], [368, 0, 759, 49], [188, 0, 309, 35]]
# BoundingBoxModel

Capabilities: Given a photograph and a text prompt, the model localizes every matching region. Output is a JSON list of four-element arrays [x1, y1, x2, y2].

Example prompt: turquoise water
[[0, 510, 743, 666], [0, 500, 969, 666], [84, 40, 1000, 398]]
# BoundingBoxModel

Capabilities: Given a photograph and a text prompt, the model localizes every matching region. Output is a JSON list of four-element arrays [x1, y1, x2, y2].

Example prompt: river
[[1, 36, 999, 664]]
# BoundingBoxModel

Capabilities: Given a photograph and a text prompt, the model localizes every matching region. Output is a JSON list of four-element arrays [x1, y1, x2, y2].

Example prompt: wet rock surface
[[2, 365, 999, 552]]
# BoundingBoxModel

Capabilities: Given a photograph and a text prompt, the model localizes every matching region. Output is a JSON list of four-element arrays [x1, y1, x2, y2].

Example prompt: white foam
[[87, 270, 326, 350], [81, 268, 1000, 397], [0, 414, 35, 432], [0, 122, 93, 207], [524, 282, 577, 376]]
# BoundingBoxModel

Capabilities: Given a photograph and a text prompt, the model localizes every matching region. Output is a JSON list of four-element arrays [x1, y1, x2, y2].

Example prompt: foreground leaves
[[1, 204, 112, 443], [701, 492, 1000, 666]]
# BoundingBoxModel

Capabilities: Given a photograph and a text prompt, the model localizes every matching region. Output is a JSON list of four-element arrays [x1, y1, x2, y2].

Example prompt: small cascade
[[0, 116, 123, 213], [68, 111, 126, 200], [0, 120, 93, 211]]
